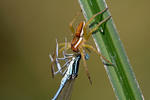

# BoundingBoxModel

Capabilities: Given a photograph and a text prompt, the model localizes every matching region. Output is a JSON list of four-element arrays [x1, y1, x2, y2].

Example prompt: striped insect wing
[[57, 79, 75, 100]]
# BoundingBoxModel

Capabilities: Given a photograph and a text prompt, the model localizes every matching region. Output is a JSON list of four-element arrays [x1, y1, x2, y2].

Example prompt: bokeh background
[[0, 0, 149, 100]]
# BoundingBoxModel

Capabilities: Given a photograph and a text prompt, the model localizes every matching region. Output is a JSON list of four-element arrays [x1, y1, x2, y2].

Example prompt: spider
[[51, 8, 112, 84]]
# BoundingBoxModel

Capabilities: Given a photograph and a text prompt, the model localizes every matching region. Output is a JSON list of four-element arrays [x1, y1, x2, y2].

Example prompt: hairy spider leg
[[82, 44, 113, 65], [59, 42, 71, 54], [83, 8, 109, 40], [84, 8, 108, 30], [86, 16, 111, 40], [79, 47, 92, 84], [69, 12, 81, 34]]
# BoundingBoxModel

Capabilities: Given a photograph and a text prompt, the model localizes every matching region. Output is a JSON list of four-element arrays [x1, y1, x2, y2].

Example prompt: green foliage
[[78, 0, 144, 99]]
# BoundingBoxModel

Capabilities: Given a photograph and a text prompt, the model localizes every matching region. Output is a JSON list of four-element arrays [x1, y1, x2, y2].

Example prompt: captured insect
[[50, 40, 89, 100], [51, 8, 113, 84]]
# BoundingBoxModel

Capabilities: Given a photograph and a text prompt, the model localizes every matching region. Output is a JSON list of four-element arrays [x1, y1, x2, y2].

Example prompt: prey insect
[[50, 40, 89, 100], [52, 8, 112, 84]]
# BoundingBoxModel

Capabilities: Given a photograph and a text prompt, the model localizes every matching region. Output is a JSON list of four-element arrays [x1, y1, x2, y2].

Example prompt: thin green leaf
[[78, 0, 144, 99]]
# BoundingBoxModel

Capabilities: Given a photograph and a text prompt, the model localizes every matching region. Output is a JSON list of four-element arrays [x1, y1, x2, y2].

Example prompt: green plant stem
[[78, 0, 144, 100]]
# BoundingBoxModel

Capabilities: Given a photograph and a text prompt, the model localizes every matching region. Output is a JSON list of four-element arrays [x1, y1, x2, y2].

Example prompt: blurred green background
[[0, 0, 149, 100]]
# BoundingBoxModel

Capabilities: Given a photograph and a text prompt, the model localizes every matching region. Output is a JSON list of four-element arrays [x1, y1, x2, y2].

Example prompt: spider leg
[[79, 47, 92, 84], [69, 12, 80, 34], [83, 8, 108, 40], [55, 39, 72, 60], [63, 38, 73, 58], [84, 8, 108, 28], [64, 38, 67, 53], [59, 43, 71, 54], [59, 42, 70, 47], [85, 16, 111, 40], [83, 44, 113, 65], [57, 38, 71, 54]]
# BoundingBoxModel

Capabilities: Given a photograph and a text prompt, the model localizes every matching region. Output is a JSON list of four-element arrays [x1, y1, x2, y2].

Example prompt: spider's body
[[51, 8, 112, 84], [71, 21, 85, 52]]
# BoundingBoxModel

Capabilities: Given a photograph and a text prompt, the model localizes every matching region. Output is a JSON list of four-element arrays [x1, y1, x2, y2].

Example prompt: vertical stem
[[78, 0, 144, 99]]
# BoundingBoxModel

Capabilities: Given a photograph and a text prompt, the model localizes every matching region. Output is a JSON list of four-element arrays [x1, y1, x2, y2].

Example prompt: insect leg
[[49, 40, 67, 77], [49, 54, 55, 78]]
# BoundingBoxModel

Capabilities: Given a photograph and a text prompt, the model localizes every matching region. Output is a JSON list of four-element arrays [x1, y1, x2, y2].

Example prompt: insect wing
[[57, 79, 75, 100]]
